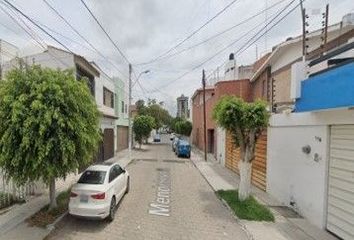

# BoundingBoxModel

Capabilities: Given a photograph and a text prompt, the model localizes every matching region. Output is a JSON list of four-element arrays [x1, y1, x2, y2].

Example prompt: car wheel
[[125, 177, 130, 194], [107, 197, 116, 222]]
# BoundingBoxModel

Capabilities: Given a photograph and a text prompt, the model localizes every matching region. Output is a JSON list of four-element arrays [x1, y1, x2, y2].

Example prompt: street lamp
[[132, 69, 150, 87], [128, 67, 150, 160]]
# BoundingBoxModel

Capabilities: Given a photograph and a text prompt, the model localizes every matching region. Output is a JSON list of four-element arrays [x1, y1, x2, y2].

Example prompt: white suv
[[69, 162, 129, 221]]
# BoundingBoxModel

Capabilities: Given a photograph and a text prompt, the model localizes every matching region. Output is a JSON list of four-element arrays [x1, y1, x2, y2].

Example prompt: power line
[[139, 0, 288, 65], [41, 0, 128, 80], [138, 0, 241, 65], [79, 0, 130, 64], [148, 0, 300, 92], [0, 3, 46, 49], [2, 0, 73, 53]]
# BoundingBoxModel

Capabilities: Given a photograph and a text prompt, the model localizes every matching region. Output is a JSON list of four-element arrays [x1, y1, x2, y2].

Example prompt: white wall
[[95, 70, 115, 118], [267, 108, 354, 229], [267, 125, 329, 228], [216, 127, 226, 166]]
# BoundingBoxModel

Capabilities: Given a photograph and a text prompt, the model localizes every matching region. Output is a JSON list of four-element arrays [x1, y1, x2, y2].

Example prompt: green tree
[[133, 115, 155, 147], [213, 96, 269, 201], [0, 65, 101, 210], [175, 120, 192, 136]]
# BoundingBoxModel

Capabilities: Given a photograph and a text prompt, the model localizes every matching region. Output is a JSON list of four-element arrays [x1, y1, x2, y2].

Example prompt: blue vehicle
[[172, 136, 180, 152], [176, 140, 191, 158]]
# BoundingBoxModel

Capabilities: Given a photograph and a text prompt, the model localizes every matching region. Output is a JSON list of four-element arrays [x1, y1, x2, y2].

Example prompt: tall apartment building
[[176, 94, 189, 119]]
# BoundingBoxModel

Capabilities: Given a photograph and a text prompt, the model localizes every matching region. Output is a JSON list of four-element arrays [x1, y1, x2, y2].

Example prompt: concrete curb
[[189, 154, 254, 240], [46, 211, 68, 232]]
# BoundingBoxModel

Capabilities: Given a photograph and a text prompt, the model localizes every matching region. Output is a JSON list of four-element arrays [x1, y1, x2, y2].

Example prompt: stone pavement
[[47, 139, 249, 240], [0, 147, 139, 240], [190, 149, 338, 240]]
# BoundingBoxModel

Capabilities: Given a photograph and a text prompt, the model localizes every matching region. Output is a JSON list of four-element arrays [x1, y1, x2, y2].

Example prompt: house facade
[[114, 77, 129, 152], [267, 40, 354, 239], [2, 45, 125, 162]]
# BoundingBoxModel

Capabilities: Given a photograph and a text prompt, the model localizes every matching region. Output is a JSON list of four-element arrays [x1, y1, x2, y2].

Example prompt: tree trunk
[[238, 160, 252, 201], [49, 178, 57, 210]]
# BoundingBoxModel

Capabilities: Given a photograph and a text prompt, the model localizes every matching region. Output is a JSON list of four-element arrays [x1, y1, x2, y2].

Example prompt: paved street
[[47, 135, 248, 240]]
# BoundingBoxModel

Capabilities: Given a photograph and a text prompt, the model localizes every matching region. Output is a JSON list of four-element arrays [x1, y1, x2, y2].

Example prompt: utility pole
[[300, 0, 306, 59], [128, 63, 132, 160], [202, 69, 207, 161]]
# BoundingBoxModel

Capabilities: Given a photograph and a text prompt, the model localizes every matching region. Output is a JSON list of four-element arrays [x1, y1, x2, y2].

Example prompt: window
[[125, 104, 127, 114], [115, 165, 124, 177], [121, 101, 125, 113], [78, 170, 106, 184], [103, 87, 114, 108], [109, 167, 118, 182]]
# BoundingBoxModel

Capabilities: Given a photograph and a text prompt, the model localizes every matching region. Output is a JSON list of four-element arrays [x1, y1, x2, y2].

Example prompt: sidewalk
[[0, 147, 136, 240], [190, 149, 338, 240]]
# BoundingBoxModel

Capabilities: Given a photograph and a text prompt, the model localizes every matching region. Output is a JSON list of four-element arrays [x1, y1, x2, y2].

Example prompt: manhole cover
[[270, 206, 303, 218]]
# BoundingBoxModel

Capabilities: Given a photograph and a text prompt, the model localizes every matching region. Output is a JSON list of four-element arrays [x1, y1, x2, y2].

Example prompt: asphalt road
[[47, 135, 248, 240]]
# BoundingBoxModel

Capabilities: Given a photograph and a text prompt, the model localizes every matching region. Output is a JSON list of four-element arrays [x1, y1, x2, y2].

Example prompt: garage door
[[103, 128, 114, 161], [117, 126, 128, 152], [327, 125, 354, 240]]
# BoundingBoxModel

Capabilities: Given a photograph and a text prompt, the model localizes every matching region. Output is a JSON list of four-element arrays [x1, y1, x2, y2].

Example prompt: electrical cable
[[138, 0, 288, 65], [42, 0, 128, 80], [79, 0, 130, 64], [138, 0, 241, 65], [147, 0, 300, 92]]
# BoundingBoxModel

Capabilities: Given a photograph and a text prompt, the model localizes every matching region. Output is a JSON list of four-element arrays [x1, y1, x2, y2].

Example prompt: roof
[[47, 45, 100, 77], [215, 79, 249, 86], [191, 86, 215, 100], [250, 22, 354, 82]]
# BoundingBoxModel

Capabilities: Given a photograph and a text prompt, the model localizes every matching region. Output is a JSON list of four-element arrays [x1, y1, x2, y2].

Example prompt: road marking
[[149, 168, 171, 217]]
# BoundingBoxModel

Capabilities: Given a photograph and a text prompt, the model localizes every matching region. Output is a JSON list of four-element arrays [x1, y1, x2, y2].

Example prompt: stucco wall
[[95, 71, 115, 118], [216, 127, 225, 166], [267, 124, 329, 228], [267, 109, 354, 228], [273, 67, 291, 104]]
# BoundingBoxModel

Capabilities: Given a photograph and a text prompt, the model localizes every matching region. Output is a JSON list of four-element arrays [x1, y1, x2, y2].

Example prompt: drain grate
[[269, 206, 303, 218]]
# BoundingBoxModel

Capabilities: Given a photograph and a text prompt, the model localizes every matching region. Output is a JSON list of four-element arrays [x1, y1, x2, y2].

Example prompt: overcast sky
[[0, 0, 353, 114]]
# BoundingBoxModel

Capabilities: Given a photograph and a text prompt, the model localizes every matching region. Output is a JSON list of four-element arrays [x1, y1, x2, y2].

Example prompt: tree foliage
[[133, 115, 155, 146], [175, 120, 192, 136], [213, 96, 269, 155], [213, 96, 269, 200], [135, 98, 172, 130], [0, 65, 101, 208]]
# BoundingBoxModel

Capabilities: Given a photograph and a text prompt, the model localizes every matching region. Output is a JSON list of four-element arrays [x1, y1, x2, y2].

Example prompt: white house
[[2, 45, 118, 162], [267, 38, 354, 240]]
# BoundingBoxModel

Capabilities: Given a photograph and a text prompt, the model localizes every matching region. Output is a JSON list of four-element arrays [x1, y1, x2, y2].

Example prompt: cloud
[[0, 0, 353, 115]]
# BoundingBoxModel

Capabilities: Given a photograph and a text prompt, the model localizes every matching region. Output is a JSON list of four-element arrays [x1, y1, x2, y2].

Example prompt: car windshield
[[78, 170, 106, 184]]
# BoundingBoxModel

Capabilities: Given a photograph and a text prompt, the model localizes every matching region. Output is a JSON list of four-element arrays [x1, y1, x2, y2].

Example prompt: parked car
[[176, 140, 191, 158], [153, 134, 161, 142], [172, 136, 180, 152], [69, 163, 129, 221], [170, 133, 175, 141]]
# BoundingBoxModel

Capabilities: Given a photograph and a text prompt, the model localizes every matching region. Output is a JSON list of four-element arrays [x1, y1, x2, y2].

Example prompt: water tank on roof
[[229, 53, 234, 60], [342, 13, 354, 27]]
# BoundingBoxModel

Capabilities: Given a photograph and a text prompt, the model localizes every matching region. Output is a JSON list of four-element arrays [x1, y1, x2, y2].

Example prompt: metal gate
[[327, 125, 354, 240], [103, 128, 114, 161], [117, 126, 128, 152]]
